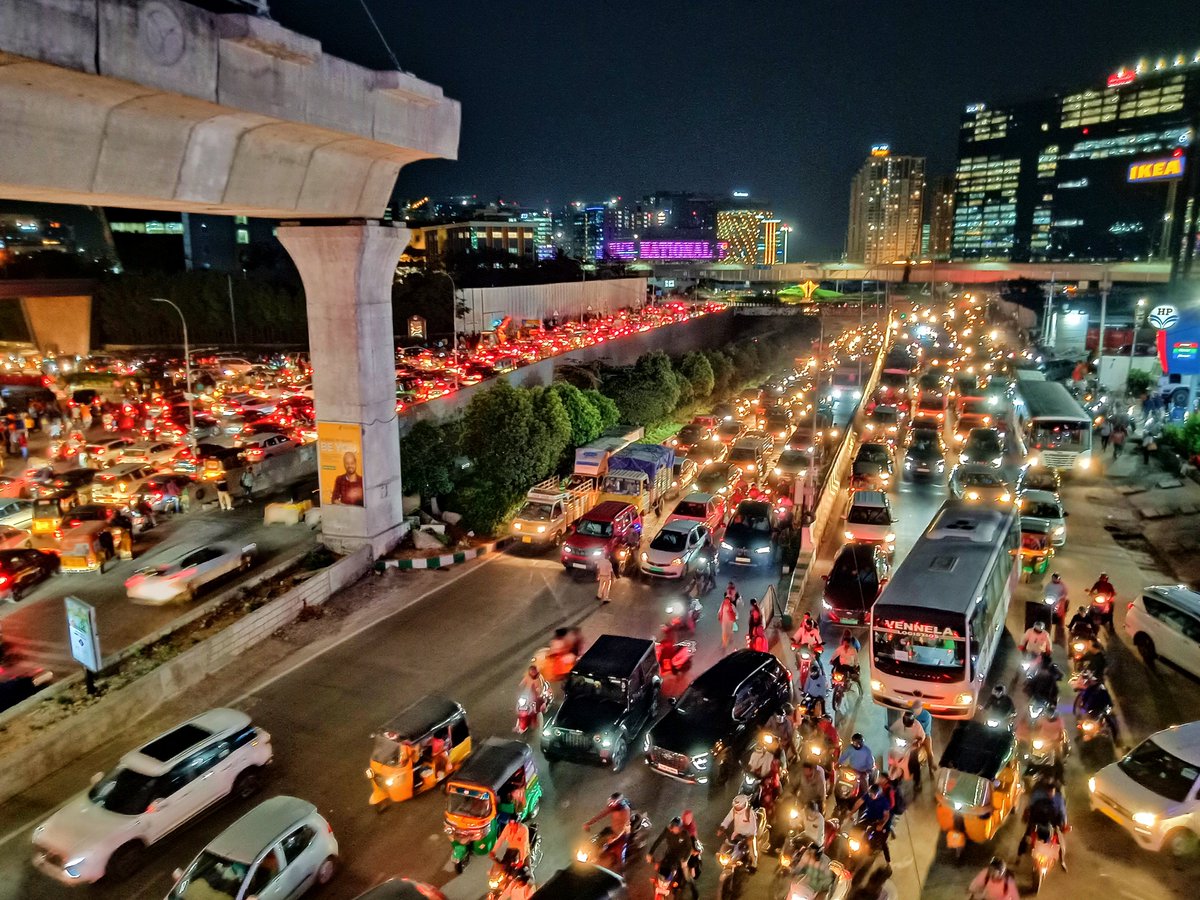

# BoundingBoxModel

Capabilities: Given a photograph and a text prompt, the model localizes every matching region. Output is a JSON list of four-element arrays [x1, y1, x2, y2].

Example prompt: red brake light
[[0, 574, 10, 588]]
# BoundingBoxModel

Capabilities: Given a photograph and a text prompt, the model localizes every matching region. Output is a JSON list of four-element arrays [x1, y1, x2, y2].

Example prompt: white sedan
[[639, 520, 710, 579], [125, 543, 256, 603]]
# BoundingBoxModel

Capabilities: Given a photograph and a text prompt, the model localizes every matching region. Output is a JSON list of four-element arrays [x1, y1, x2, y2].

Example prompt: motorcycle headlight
[[844, 530, 855, 539], [1032, 739, 1045, 750], [576, 848, 591, 863], [717, 852, 732, 867], [755, 546, 770, 554], [692, 753, 710, 770], [640, 552, 648, 561]]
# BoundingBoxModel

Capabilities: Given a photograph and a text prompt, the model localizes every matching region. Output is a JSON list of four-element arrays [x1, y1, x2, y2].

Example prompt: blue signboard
[[1159, 308, 1200, 376]]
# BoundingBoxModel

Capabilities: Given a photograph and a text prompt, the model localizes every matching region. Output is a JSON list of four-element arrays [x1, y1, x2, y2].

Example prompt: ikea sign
[[1127, 156, 1185, 183]]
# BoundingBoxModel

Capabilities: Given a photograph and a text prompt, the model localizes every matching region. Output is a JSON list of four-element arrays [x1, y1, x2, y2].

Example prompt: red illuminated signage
[[1107, 71, 1136, 87]]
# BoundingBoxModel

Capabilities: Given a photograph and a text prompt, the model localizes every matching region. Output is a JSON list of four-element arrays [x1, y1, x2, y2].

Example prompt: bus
[[1013, 381, 1094, 472], [869, 500, 1020, 719]]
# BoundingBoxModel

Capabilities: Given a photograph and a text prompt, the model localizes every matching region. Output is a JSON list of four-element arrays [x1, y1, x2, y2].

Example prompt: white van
[[1125, 584, 1200, 674], [1089, 720, 1200, 855]]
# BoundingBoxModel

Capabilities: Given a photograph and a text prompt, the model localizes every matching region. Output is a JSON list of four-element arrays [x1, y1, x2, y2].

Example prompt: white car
[[125, 543, 256, 604], [239, 433, 295, 462], [31, 708, 271, 885], [843, 490, 897, 548], [166, 796, 338, 900], [85, 437, 136, 468], [118, 442, 179, 468], [639, 519, 709, 579], [1089, 720, 1200, 855], [1018, 489, 1067, 546]]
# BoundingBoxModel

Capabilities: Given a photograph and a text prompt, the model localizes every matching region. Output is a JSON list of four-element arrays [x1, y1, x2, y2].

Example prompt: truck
[[573, 426, 644, 477], [599, 444, 674, 515], [510, 475, 598, 547]]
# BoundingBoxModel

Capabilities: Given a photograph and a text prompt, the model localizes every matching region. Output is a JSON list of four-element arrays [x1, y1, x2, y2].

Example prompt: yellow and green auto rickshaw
[[56, 521, 116, 574], [444, 738, 542, 874], [935, 720, 1023, 859], [367, 696, 471, 810], [30, 490, 77, 548]]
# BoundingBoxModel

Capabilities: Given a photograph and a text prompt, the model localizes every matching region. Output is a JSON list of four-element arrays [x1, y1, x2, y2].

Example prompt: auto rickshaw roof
[[530, 863, 625, 899], [938, 720, 1016, 779], [575, 635, 655, 679], [452, 738, 533, 794], [377, 695, 464, 743]]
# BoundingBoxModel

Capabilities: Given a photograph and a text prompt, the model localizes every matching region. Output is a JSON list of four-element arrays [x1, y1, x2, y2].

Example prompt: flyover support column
[[277, 223, 408, 556], [21, 295, 92, 357]]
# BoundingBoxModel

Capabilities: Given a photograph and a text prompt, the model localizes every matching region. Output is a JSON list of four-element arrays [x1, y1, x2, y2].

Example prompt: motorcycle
[[1074, 688, 1114, 748], [830, 665, 858, 712], [982, 699, 1017, 732], [666, 598, 702, 633], [656, 625, 696, 676], [576, 811, 651, 869], [837, 815, 887, 875], [651, 859, 687, 900], [793, 643, 823, 687], [716, 835, 751, 900], [1030, 824, 1062, 894], [486, 826, 541, 900], [1086, 587, 1116, 633], [832, 764, 867, 819], [886, 735, 914, 784], [515, 683, 552, 734]]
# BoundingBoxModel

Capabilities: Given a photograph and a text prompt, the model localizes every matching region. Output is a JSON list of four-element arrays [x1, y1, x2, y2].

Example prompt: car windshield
[[871, 409, 899, 425], [729, 448, 756, 463], [447, 789, 492, 819], [961, 470, 1004, 487], [87, 767, 158, 816], [872, 622, 967, 678], [967, 433, 1002, 455], [960, 400, 988, 416], [516, 503, 554, 522], [1023, 471, 1058, 492], [829, 554, 876, 591], [718, 423, 742, 438], [371, 735, 404, 766], [1022, 501, 1061, 519], [909, 438, 937, 455], [169, 851, 250, 900], [673, 501, 708, 520], [857, 447, 890, 465], [651, 530, 688, 552], [1117, 739, 1200, 803], [678, 426, 703, 442], [674, 686, 730, 718], [1030, 420, 1087, 451], [848, 505, 890, 525], [566, 672, 627, 703], [575, 519, 613, 538], [778, 450, 808, 469], [729, 511, 771, 532]]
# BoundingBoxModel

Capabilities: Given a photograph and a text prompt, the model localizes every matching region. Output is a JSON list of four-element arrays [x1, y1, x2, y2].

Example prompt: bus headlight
[[955, 692, 974, 705], [1079, 457, 1091, 470]]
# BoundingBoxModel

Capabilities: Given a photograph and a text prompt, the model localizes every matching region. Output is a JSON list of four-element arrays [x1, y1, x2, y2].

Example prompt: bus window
[[872, 622, 966, 676]]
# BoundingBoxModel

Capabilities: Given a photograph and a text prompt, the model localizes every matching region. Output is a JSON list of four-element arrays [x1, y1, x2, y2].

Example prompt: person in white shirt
[[1020, 620, 1053, 658], [889, 710, 928, 791]]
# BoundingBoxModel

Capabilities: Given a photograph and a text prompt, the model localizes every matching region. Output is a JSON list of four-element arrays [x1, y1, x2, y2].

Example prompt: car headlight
[[720, 541, 732, 550], [871, 679, 883, 692], [936, 460, 945, 470], [542, 728, 552, 738], [640, 552, 648, 561], [671, 557, 683, 565], [746, 464, 755, 471], [692, 753, 710, 769], [999, 492, 1011, 503], [959, 453, 969, 464], [513, 522, 522, 530], [966, 491, 979, 500], [1087, 776, 1096, 793], [591, 549, 603, 557], [600, 734, 613, 748], [955, 692, 974, 705], [1079, 457, 1091, 470], [1132, 811, 1158, 828], [755, 546, 771, 554], [1052, 526, 1065, 535], [992, 457, 1003, 466], [774, 467, 781, 475], [536, 525, 546, 533], [904, 459, 913, 469]]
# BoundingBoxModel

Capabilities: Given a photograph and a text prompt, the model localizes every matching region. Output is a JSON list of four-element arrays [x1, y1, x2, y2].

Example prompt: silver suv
[[32, 708, 272, 884]]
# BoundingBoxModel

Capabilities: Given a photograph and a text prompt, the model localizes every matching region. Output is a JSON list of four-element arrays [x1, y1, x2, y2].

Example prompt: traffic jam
[[14, 302, 1200, 900]]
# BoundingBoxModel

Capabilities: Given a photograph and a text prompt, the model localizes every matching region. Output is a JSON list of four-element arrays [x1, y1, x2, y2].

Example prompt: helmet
[[851, 732, 864, 746], [1052, 572, 1061, 580], [1099, 572, 1109, 580], [669, 816, 683, 828], [732, 794, 749, 810], [1033, 621, 1046, 633], [991, 684, 1006, 698], [607, 792, 626, 809]]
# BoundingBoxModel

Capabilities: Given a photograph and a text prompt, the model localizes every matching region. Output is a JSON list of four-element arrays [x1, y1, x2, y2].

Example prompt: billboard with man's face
[[318, 422, 365, 507]]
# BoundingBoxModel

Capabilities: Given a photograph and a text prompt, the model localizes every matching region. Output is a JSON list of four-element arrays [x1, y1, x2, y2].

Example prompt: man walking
[[1098, 420, 1112, 451], [1141, 431, 1157, 466], [1111, 425, 1126, 458], [595, 554, 614, 603], [216, 476, 233, 511]]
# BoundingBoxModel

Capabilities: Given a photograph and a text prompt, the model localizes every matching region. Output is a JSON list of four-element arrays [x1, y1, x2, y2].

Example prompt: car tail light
[[0, 574, 10, 589]]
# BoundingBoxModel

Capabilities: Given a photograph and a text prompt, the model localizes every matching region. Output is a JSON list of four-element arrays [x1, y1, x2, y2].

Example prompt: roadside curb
[[374, 537, 512, 571]]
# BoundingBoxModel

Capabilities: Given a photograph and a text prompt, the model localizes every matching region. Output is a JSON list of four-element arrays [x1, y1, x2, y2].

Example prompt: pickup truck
[[510, 475, 598, 547], [599, 445, 674, 516]]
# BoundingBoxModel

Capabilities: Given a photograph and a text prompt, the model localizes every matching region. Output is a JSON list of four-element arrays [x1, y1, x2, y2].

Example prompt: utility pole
[[1128, 298, 1146, 395], [1096, 274, 1112, 386], [226, 274, 239, 346], [152, 298, 196, 448]]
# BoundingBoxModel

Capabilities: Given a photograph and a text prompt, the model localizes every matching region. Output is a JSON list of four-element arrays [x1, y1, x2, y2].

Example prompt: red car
[[560, 501, 642, 576]]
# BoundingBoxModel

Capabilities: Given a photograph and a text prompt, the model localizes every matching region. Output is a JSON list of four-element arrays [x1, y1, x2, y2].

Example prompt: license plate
[[522, 536, 532, 543], [841, 617, 858, 625], [917, 466, 929, 472], [649, 566, 663, 573], [946, 830, 966, 849], [736, 556, 751, 564], [572, 563, 587, 570]]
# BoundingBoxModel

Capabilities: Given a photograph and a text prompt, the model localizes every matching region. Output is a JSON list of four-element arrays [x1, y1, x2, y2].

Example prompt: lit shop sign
[[1107, 71, 1136, 87], [1127, 156, 1185, 183], [1172, 342, 1198, 362], [878, 619, 962, 639]]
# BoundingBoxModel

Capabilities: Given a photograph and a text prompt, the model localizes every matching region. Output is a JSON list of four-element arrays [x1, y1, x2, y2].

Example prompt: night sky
[[275, 1, 1200, 259]]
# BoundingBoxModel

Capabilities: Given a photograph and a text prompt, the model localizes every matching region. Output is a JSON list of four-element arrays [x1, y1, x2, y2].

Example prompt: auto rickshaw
[[367, 696, 471, 809], [935, 720, 1023, 858], [1018, 520, 1054, 582], [56, 520, 116, 574], [29, 490, 77, 548], [444, 738, 543, 874]]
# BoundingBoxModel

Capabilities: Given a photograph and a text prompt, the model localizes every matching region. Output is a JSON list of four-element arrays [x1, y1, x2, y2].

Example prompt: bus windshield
[[1029, 419, 1088, 451], [872, 620, 967, 680]]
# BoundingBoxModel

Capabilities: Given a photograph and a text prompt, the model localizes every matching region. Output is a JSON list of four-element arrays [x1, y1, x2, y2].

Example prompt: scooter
[[666, 598, 702, 633], [793, 643, 823, 688], [651, 859, 687, 900], [837, 815, 888, 876], [656, 625, 696, 676], [486, 826, 541, 900], [1086, 587, 1116, 633], [831, 764, 867, 819], [576, 811, 651, 869], [515, 683, 552, 734], [886, 735, 914, 784]]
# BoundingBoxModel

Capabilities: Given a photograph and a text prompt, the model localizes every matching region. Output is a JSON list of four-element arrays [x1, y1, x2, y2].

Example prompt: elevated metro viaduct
[[0, 0, 460, 554]]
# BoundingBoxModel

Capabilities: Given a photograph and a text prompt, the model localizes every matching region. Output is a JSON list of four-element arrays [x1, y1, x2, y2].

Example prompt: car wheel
[[106, 842, 145, 881], [315, 855, 338, 885], [232, 766, 263, 800], [1164, 829, 1199, 857], [1133, 633, 1157, 669], [610, 737, 630, 773]]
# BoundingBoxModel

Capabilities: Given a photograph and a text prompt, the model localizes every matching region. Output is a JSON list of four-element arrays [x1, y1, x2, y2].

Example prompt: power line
[[356, 0, 402, 71]]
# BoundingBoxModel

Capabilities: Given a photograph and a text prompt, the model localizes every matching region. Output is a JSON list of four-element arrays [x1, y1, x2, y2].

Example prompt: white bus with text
[[869, 500, 1020, 719], [1013, 380, 1094, 473]]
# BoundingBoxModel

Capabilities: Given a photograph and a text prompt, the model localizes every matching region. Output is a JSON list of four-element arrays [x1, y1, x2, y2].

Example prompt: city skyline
[[274, 0, 1200, 259]]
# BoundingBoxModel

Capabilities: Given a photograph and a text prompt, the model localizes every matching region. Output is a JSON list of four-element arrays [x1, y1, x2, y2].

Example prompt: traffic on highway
[[2, 299, 1198, 900]]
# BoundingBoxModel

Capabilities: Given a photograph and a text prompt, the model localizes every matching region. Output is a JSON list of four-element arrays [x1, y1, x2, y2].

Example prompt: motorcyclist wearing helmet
[[1074, 674, 1120, 744], [718, 793, 760, 871], [584, 792, 634, 863], [766, 706, 796, 754], [967, 857, 1020, 900], [646, 816, 699, 899], [982, 684, 1016, 727], [1019, 779, 1068, 868], [838, 732, 876, 794], [1020, 620, 1053, 658], [1025, 652, 1063, 706], [1089, 573, 1115, 597], [888, 710, 928, 791], [1067, 605, 1098, 641]]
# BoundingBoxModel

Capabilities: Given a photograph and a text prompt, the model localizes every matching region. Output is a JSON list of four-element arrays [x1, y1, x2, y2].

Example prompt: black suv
[[719, 500, 776, 567], [542, 635, 659, 772], [645, 650, 792, 790]]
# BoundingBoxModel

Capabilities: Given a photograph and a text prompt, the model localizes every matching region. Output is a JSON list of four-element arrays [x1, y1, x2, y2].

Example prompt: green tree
[[678, 351, 715, 399], [527, 386, 572, 480], [704, 350, 735, 396], [454, 477, 522, 535], [1126, 367, 1157, 397], [400, 420, 460, 504], [461, 381, 536, 492], [583, 389, 620, 430], [602, 352, 681, 426], [550, 382, 602, 448]]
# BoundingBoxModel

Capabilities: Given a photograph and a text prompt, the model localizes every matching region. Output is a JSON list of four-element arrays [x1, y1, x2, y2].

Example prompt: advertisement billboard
[[317, 422, 365, 507]]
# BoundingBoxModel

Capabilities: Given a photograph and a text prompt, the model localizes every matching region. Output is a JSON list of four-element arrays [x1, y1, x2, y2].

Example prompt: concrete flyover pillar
[[21, 295, 92, 357], [277, 223, 408, 555]]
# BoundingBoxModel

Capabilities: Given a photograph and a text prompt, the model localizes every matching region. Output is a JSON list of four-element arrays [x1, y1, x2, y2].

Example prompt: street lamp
[[441, 271, 461, 391], [151, 298, 196, 448], [1128, 298, 1147, 394]]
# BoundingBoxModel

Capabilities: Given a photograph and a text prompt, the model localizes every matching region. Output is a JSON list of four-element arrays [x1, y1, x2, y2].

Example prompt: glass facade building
[[951, 57, 1200, 264]]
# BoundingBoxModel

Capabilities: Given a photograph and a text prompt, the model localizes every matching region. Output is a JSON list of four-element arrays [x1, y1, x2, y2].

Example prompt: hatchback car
[[695, 462, 746, 503], [843, 490, 897, 548], [1125, 584, 1200, 676], [85, 437, 136, 468], [541, 635, 659, 771], [32, 708, 271, 884], [669, 457, 699, 499], [670, 423, 712, 454], [903, 429, 945, 481], [91, 464, 157, 504], [822, 543, 890, 626], [645, 650, 791, 787], [685, 440, 728, 468], [949, 464, 1013, 504], [640, 519, 710, 579], [240, 433, 295, 462], [1018, 489, 1067, 546], [166, 795, 337, 900], [716, 419, 747, 445], [1016, 465, 1062, 500], [667, 492, 726, 536], [118, 442, 178, 468], [959, 427, 1006, 467]]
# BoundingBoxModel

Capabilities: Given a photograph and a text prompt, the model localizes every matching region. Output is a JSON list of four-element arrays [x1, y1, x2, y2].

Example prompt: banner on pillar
[[318, 422, 365, 507]]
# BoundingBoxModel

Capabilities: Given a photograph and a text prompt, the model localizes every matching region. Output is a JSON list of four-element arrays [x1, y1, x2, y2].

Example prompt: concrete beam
[[21, 294, 91, 356]]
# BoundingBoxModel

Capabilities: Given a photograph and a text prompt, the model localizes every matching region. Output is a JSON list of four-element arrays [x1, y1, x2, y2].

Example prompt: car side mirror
[[90, 771, 104, 786], [172, 868, 184, 882]]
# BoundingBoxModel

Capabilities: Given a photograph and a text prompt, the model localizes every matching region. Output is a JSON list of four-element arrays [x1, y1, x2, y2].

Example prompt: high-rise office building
[[846, 146, 926, 264], [926, 175, 956, 260], [951, 54, 1200, 265], [717, 208, 783, 265]]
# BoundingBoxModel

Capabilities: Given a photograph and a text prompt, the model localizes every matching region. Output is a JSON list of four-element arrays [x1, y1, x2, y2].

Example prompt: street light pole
[[1128, 298, 1146, 394], [443, 271, 460, 392], [152, 298, 196, 448]]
